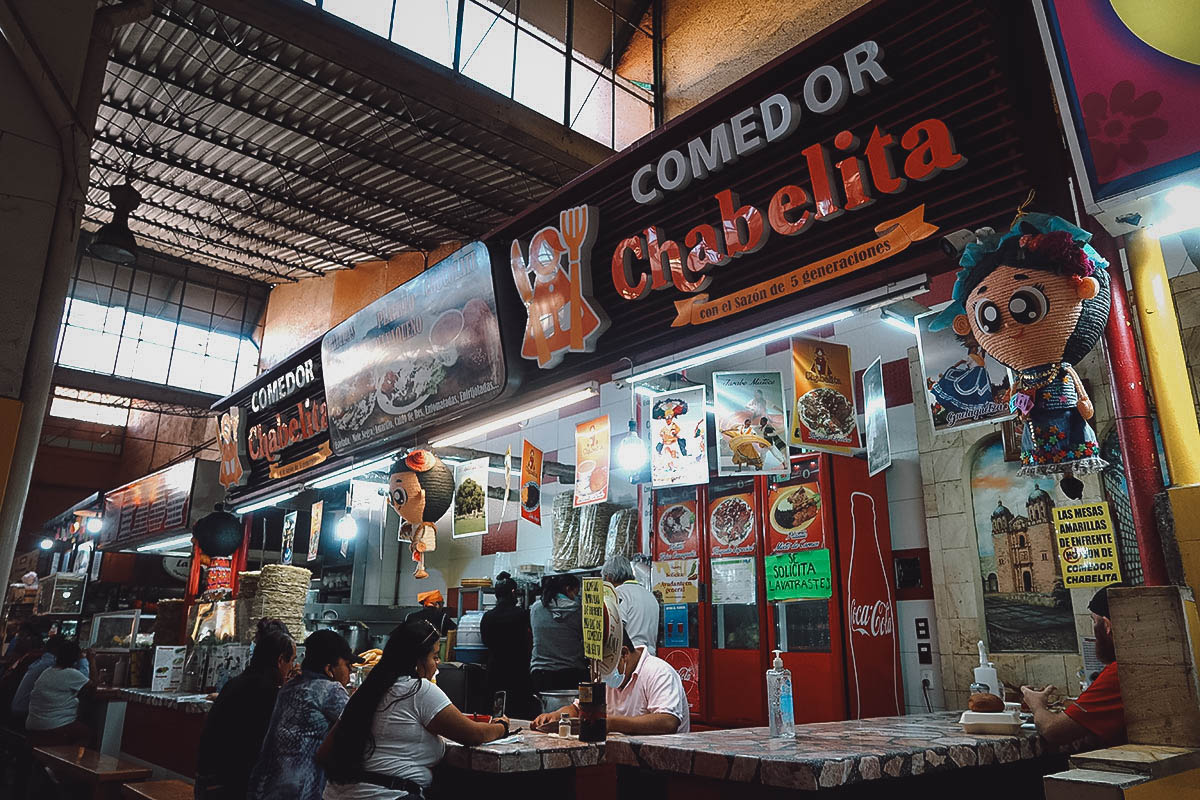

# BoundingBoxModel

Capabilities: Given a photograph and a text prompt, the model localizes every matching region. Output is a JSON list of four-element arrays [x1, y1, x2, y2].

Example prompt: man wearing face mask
[[533, 630, 689, 735]]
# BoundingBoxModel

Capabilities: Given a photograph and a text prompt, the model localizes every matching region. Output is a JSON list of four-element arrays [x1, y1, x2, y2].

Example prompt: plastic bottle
[[974, 640, 1001, 698], [767, 649, 795, 738], [558, 712, 572, 738]]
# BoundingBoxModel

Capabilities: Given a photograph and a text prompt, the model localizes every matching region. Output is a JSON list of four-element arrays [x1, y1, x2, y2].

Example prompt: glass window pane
[[174, 325, 208, 354], [712, 604, 760, 650], [775, 600, 832, 653], [166, 350, 206, 391], [614, 83, 654, 150], [325, 0, 392, 38], [569, 61, 614, 147], [200, 358, 236, 396], [49, 396, 129, 427], [131, 342, 171, 384], [460, 5, 516, 98], [514, 30, 564, 121], [392, 0, 457, 67], [140, 315, 177, 346], [58, 327, 120, 374], [66, 299, 108, 331]]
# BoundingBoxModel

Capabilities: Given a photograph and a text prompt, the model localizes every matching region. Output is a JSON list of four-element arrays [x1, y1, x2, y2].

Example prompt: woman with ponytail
[[320, 620, 509, 799]]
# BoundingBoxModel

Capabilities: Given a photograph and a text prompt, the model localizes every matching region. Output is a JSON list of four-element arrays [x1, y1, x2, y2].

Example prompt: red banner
[[520, 440, 543, 525]]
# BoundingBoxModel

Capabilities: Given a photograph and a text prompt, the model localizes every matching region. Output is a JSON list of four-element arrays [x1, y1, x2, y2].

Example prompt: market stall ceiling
[[87, 0, 613, 284]]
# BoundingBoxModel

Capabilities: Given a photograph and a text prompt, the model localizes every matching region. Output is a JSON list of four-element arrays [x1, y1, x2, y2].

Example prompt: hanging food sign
[[766, 470, 826, 556], [520, 440, 544, 524], [789, 337, 859, 455], [574, 416, 611, 507], [307, 501, 323, 562], [453, 458, 490, 538], [653, 488, 700, 561], [322, 242, 505, 456], [707, 482, 757, 558], [649, 386, 709, 488], [862, 356, 892, 477], [281, 510, 297, 566]]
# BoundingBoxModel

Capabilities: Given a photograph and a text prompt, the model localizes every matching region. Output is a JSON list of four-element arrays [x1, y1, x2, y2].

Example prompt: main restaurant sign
[[496, 0, 1046, 378]]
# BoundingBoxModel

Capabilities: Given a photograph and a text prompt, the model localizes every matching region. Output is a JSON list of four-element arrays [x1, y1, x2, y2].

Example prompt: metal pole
[[563, 0, 574, 128], [651, 0, 664, 127], [453, 0, 467, 73], [1093, 230, 1168, 585]]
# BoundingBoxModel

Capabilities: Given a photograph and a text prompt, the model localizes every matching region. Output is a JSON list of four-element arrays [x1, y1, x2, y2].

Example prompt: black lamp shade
[[89, 221, 137, 264], [193, 509, 242, 557]]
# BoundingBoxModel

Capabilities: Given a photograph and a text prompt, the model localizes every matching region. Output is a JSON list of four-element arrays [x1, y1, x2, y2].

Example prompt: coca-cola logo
[[850, 599, 894, 637]]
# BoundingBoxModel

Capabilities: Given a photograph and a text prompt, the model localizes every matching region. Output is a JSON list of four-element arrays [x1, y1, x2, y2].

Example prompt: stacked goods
[[576, 502, 621, 568], [154, 599, 186, 646], [605, 508, 638, 561], [235, 571, 261, 642], [550, 492, 580, 571], [252, 565, 311, 641]]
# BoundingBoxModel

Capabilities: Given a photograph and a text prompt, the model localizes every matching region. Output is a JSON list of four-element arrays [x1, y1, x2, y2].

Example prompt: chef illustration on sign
[[510, 205, 609, 368]]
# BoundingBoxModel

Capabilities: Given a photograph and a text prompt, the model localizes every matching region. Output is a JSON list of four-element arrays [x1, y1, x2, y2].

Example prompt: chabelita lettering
[[247, 399, 329, 463]]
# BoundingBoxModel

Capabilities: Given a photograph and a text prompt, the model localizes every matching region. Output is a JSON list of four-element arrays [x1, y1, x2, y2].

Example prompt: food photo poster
[[574, 416, 611, 507], [712, 371, 788, 477], [649, 386, 709, 488], [520, 440, 543, 524], [914, 309, 1012, 434], [789, 337, 859, 455]]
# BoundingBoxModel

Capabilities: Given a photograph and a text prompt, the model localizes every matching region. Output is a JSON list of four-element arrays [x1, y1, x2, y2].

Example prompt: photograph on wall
[[707, 486, 757, 559], [712, 371, 788, 476], [453, 457, 489, 538], [281, 510, 297, 565], [307, 501, 323, 562], [862, 357, 892, 477], [972, 437, 1075, 652], [789, 337, 859, 455], [649, 386, 709, 488], [653, 490, 700, 561], [916, 309, 1012, 434], [574, 416, 610, 507], [520, 440, 543, 525], [766, 473, 825, 556]]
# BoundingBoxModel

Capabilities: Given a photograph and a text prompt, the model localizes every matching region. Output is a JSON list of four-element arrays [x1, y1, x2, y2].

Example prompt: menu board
[[101, 460, 196, 549], [321, 242, 505, 456], [789, 337, 859, 455], [653, 491, 699, 561], [766, 476, 825, 556]]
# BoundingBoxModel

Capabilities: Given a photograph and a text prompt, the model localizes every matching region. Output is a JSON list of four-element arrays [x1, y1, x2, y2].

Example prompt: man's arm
[[532, 704, 577, 730], [1022, 684, 1089, 747], [607, 712, 681, 735]]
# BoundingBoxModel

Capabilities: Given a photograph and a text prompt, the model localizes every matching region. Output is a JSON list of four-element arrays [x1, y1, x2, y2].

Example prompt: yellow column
[[0, 397, 21, 510], [1126, 228, 1200, 485]]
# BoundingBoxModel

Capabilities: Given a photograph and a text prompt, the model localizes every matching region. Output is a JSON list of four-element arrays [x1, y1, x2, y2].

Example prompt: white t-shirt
[[324, 677, 452, 799], [615, 581, 660, 655], [608, 648, 689, 733], [25, 667, 88, 731]]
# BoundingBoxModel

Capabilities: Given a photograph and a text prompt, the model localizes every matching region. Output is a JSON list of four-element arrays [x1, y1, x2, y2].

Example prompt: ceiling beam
[[106, 52, 522, 224], [54, 366, 221, 410], [161, 4, 578, 190], [93, 129, 433, 252], [189, 0, 612, 174], [98, 93, 490, 239], [90, 150, 383, 263]]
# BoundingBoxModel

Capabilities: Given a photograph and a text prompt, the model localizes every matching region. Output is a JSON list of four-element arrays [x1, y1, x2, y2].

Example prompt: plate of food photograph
[[796, 387, 857, 440], [657, 504, 696, 549], [710, 496, 753, 547], [770, 485, 822, 534], [375, 355, 444, 416]]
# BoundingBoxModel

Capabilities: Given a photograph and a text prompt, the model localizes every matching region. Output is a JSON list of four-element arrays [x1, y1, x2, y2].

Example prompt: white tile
[[888, 498, 928, 550], [885, 405, 919, 454], [884, 455, 923, 501]]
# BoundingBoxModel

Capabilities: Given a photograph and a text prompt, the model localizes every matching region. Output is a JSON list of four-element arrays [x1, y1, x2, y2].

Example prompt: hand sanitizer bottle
[[767, 649, 795, 738], [974, 640, 1001, 698]]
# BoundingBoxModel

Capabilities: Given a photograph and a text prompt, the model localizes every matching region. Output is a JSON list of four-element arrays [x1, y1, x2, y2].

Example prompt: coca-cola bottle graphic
[[845, 491, 900, 718]]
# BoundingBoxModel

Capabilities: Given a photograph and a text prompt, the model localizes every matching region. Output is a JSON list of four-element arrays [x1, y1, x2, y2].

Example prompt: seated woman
[[24, 639, 95, 746], [320, 620, 510, 800], [249, 630, 360, 800], [197, 619, 296, 800]]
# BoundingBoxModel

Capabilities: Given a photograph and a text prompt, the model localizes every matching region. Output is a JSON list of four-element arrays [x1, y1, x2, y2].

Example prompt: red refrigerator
[[653, 453, 903, 728]]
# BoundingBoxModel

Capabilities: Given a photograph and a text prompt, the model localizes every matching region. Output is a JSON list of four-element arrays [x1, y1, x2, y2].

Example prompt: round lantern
[[193, 506, 241, 557]]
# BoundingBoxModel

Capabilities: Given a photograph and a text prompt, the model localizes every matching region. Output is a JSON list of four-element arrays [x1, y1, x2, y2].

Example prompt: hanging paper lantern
[[193, 506, 241, 557]]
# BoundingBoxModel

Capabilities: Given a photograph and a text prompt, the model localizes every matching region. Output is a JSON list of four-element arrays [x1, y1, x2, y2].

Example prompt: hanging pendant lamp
[[89, 182, 141, 264]]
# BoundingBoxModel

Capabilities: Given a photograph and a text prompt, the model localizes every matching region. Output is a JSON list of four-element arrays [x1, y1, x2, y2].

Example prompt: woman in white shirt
[[320, 620, 509, 799], [25, 639, 95, 746]]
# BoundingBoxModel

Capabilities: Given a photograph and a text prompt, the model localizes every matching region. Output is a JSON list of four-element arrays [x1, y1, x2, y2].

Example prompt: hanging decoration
[[389, 450, 455, 578], [931, 213, 1111, 498]]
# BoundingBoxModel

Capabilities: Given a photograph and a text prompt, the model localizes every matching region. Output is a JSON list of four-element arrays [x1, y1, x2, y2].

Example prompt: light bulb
[[616, 421, 647, 472], [86, 517, 103, 535], [39, 538, 54, 550], [335, 514, 358, 541]]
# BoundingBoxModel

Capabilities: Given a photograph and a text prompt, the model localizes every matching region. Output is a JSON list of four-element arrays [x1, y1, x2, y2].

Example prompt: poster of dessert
[[520, 440, 543, 525], [649, 385, 709, 488], [574, 416, 610, 507], [712, 371, 788, 476], [789, 336, 859, 455], [321, 242, 505, 456]]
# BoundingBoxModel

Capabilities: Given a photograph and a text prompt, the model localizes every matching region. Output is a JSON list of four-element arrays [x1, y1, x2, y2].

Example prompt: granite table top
[[117, 688, 214, 714], [606, 712, 1055, 790], [442, 725, 606, 773]]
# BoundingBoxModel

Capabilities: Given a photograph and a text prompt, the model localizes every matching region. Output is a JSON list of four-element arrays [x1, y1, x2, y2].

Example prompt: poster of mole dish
[[712, 371, 789, 477]]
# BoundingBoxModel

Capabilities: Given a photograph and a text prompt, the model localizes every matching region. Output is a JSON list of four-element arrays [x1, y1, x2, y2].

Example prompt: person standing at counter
[[196, 619, 296, 800], [480, 572, 535, 718], [248, 630, 360, 800], [529, 574, 587, 692], [603, 555, 659, 655], [404, 590, 457, 636], [320, 620, 509, 799]]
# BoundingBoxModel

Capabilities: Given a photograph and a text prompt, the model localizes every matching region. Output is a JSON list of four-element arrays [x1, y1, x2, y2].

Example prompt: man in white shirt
[[602, 556, 659, 655], [533, 630, 689, 735]]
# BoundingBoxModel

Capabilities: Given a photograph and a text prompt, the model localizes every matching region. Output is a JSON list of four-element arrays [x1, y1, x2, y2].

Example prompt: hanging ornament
[[388, 450, 455, 578]]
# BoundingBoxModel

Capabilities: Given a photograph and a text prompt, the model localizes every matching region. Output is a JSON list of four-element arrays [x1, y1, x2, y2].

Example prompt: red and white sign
[[661, 647, 701, 715]]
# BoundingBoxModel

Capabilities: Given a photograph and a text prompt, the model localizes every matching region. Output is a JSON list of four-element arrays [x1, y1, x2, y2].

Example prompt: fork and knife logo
[[509, 205, 609, 368]]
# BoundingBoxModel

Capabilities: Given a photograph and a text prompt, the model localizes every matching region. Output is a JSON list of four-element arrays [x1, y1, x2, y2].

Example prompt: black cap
[[1087, 582, 1125, 620], [303, 630, 364, 670]]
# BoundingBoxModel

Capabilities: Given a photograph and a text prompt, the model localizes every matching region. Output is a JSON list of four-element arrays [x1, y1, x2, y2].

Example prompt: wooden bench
[[33, 745, 152, 800], [121, 779, 194, 800]]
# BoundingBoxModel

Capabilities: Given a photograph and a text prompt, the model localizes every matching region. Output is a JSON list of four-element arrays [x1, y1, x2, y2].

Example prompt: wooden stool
[[121, 779, 194, 800], [33, 745, 152, 800]]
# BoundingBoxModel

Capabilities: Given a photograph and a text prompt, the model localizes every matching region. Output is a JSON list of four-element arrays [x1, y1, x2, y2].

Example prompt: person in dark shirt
[[480, 572, 535, 718], [404, 590, 457, 635], [196, 619, 296, 800]]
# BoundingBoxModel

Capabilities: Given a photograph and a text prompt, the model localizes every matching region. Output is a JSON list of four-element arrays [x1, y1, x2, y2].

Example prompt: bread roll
[[968, 692, 1005, 713]]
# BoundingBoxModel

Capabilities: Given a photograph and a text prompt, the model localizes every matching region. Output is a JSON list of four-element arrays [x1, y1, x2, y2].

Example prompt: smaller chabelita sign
[[1052, 501, 1122, 588]]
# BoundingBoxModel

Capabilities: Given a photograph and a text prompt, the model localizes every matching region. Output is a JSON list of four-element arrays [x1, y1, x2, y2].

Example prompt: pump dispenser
[[973, 640, 1001, 698], [767, 649, 795, 738]]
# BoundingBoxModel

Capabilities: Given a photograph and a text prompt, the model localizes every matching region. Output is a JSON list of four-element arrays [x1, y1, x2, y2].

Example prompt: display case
[[36, 572, 86, 616], [88, 609, 156, 650]]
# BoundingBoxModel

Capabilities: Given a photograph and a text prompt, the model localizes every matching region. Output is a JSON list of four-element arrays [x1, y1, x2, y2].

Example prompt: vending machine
[[652, 453, 903, 728]]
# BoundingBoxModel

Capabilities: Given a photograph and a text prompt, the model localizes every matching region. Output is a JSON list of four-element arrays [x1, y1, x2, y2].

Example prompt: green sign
[[765, 549, 833, 601]]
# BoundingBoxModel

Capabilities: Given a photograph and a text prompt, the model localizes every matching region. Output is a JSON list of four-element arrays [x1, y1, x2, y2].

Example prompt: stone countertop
[[442, 725, 606, 773], [606, 712, 1053, 791], [117, 688, 214, 714]]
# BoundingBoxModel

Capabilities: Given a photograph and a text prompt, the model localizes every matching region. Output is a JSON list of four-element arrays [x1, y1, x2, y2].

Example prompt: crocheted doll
[[932, 214, 1110, 497], [388, 450, 455, 579]]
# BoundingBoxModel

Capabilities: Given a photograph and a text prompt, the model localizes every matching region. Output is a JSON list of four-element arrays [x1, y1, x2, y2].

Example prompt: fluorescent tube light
[[233, 489, 300, 516], [137, 534, 195, 553], [431, 384, 599, 448], [621, 310, 853, 384], [882, 315, 918, 335], [308, 454, 395, 490]]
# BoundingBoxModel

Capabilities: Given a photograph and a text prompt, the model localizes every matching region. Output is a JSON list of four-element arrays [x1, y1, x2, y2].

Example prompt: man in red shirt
[[1021, 584, 1125, 747]]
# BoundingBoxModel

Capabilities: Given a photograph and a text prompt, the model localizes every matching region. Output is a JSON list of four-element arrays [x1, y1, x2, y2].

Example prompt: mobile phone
[[492, 690, 507, 718]]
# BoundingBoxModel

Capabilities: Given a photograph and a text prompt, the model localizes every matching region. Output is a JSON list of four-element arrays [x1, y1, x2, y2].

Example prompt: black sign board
[[321, 242, 507, 456]]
